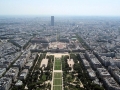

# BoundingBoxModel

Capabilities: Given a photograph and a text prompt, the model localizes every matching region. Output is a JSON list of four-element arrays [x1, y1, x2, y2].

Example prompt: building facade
[[51, 16, 54, 26]]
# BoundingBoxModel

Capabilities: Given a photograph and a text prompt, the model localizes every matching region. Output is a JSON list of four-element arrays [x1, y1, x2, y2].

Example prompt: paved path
[[54, 70, 62, 72]]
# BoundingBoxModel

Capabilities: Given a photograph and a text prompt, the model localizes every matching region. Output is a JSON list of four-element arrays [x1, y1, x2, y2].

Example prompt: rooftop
[[91, 58, 101, 65], [97, 68, 110, 76], [104, 77, 120, 89]]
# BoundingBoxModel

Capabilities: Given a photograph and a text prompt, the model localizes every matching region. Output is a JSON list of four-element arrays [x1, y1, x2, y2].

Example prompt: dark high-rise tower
[[51, 16, 54, 26]]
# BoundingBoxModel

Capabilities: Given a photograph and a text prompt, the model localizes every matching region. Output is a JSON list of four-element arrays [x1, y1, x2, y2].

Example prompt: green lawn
[[54, 65, 61, 70], [53, 58, 62, 90], [54, 59, 61, 70], [55, 60, 61, 65], [53, 79, 62, 85], [53, 86, 62, 90], [54, 72, 62, 78]]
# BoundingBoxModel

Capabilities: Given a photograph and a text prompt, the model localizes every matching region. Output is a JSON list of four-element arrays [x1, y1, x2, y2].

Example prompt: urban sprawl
[[0, 16, 120, 90]]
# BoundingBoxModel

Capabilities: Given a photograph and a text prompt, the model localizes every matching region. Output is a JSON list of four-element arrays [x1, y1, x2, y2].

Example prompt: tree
[[73, 63, 81, 71], [45, 71, 50, 76], [76, 84, 80, 88], [28, 83, 36, 90]]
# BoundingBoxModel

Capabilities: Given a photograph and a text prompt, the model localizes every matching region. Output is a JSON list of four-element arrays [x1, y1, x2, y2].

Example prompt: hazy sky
[[0, 0, 120, 16]]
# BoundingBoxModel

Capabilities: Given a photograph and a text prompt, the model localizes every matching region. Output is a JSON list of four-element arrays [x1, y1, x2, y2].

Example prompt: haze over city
[[0, 0, 120, 16]]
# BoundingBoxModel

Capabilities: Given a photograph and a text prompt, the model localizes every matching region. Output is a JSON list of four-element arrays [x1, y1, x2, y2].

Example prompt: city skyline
[[0, 0, 120, 16]]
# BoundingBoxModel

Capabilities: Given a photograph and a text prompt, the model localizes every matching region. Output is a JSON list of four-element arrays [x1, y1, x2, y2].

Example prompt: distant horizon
[[0, 0, 120, 16], [0, 15, 120, 18]]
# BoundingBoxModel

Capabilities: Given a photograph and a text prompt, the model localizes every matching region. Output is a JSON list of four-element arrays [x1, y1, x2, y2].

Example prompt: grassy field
[[53, 79, 62, 85], [55, 60, 61, 65], [54, 65, 61, 70], [54, 58, 61, 70], [53, 58, 62, 90], [54, 72, 62, 78], [53, 86, 62, 90]]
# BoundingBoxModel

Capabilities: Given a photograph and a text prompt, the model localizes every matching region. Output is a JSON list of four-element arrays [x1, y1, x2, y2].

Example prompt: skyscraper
[[51, 16, 54, 26]]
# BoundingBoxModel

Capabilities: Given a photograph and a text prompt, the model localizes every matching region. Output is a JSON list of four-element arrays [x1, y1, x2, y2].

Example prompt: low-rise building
[[0, 68, 6, 77], [87, 68, 96, 80], [13, 58, 25, 70], [108, 66, 119, 75], [90, 58, 102, 70], [103, 77, 120, 90], [113, 59, 120, 68], [85, 51, 96, 61], [5, 67, 19, 82], [108, 66, 120, 83], [99, 52, 115, 57], [82, 59, 91, 69], [101, 56, 111, 67], [79, 53, 85, 59], [97, 68, 111, 79], [114, 70, 120, 83], [0, 77, 12, 90], [19, 69, 28, 80], [24, 61, 33, 69], [0, 60, 9, 68]]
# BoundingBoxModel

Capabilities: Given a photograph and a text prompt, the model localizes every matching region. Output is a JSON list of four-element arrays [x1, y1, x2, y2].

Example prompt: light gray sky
[[0, 0, 120, 16]]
